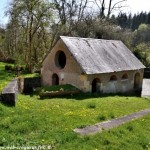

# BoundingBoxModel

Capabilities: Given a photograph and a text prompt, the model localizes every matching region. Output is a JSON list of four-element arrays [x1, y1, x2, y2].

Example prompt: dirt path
[[74, 108, 150, 136]]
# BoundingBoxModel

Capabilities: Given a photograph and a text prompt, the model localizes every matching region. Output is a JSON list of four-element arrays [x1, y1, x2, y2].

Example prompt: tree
[[94, 0, 127, 18], [132, 23, 150, 46], [0, 26, 7, 60], [133, 43, 150, 67], [49, 0, 89, 48], [7, 0, 53, 72]]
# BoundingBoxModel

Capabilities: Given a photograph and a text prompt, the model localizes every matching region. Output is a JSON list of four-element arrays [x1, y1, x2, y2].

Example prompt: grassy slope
[[0, 62, 14, 91], [0, 62, 39, 91], [0, 62, 150, 149]]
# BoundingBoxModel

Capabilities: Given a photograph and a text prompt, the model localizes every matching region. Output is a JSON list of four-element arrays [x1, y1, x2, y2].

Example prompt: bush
[[5, 65, 13, 71], [6, 58, 15, 64]]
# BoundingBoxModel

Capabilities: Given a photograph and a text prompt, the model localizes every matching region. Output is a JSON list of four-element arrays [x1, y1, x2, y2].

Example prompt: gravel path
[[74, 108, 150, 136], [142, 79, 150, 98]]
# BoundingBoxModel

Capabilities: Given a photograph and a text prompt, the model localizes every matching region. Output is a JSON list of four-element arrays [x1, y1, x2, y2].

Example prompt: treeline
[[0, 0, 150, 72], [115, 11, 150, 31]]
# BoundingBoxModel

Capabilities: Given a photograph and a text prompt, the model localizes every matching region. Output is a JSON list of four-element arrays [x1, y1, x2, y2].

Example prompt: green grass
[[19, 73, 39, 78], [0, 62, 39, 92], [0, 95, 150, 149], [0, 62, 14, 91], [0, 62, 150, 149]]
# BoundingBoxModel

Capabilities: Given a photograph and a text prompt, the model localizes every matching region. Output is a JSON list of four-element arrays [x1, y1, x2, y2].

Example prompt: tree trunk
[[107, 0, 112, 18]]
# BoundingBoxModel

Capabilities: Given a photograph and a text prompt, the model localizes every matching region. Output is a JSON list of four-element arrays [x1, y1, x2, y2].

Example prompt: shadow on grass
[[20, 83, 143, 101], [64, 92, 141, 100], [20, 84, 144, 101], [34, 92, 142, 101], [0, 101, 15, 107], [0, 96, 15, 107]]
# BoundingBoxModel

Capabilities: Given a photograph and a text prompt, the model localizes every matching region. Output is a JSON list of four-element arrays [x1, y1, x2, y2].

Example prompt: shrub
[[6, 58, 15, 64], [5, 65, 13, 71]]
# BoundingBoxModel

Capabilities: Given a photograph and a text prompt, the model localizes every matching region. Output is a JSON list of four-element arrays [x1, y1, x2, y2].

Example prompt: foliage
[[133, 43, 150, 67], [5, 0, 53, 72], [115, 11, 150, 31], [1, 0, 150, 71], [132, 24, 150, 46], [0, 62, 38, 92], [0, 62, 14, 92]]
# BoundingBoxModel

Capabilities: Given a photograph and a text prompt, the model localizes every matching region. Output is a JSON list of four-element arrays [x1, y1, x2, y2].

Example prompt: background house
[[41, 36, 145, 94]]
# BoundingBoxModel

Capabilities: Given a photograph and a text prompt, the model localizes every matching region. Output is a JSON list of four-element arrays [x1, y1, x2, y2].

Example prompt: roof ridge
[[60, 36, 121, 42]]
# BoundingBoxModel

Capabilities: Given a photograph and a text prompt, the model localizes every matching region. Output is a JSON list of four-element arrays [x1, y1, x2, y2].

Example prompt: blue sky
[[0, 0, 11, 25], [0, 0, 150, 25]]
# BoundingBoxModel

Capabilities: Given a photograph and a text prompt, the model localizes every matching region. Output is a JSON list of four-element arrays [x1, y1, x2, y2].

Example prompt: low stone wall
[[1, 79, 18, 106], [19, 77, 41, 94], [39, 90, 81, 99], [144, 68, 150, 78]]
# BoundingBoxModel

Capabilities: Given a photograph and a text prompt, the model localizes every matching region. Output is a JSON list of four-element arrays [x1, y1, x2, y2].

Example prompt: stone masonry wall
[[41, 39, 144, 94], [41, 39, 84, 89], [86, 69, 144, 93]]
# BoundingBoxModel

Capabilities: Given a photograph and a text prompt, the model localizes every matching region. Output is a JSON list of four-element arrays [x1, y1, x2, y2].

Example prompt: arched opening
[[92, 78, 101, 93], [110, 75, 117, 81], [134, 73, 140, 89], [122, 73, 128, 80], [55, 51, 66, 69], [52, 73, 59, 85]]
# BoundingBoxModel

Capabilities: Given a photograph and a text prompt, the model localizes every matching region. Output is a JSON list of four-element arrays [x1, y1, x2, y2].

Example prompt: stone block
[[1, 79, 18, 106]]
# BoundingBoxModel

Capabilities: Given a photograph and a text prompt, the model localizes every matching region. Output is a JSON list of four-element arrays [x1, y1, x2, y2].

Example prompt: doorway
[[92, 78, 101, 93], [134, 73, 140, 90], [52, 73, 59, 85]]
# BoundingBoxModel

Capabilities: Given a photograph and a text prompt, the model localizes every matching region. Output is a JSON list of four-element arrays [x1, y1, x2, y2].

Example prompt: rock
[[1, 79, 18, 106]]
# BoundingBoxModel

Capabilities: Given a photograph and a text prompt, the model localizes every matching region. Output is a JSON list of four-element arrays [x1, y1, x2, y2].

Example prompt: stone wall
[[1, 79, 18, 106], [41, 39, 83, 89], [41, 39, 144, 94], [86, 69, 144, 94], [19, 77, 41, 94]]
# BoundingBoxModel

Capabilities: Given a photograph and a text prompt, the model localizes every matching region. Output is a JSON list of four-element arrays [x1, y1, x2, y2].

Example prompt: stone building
[[41, 36, 145, 94]]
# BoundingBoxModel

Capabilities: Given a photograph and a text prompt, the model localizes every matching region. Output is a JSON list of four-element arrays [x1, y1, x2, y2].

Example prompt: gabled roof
[[60, 36, 145, 74]]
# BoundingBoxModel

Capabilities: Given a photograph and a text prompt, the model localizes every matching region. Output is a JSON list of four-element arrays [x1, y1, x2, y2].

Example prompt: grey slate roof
[[60, 36, 145, 74]]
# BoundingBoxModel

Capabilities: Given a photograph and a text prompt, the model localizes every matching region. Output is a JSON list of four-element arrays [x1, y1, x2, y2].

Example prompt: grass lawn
[[0, 62, 150, 149], [0, 62, 15, 91], [0, 62, 39, 92]]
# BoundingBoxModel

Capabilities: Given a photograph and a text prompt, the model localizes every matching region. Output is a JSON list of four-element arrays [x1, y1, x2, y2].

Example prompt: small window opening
[[122, 73, 128, 80], [55, 51, 66, 69], [110, 75, 117, 81]]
